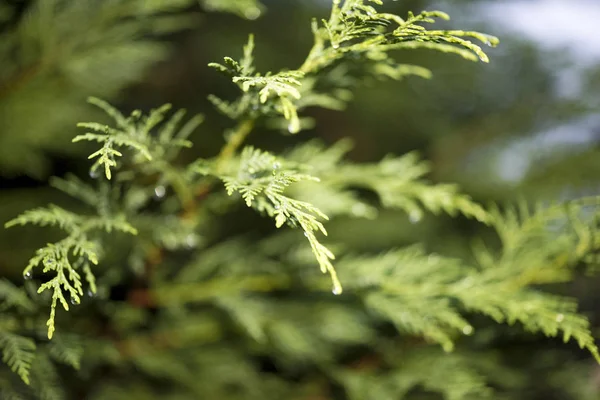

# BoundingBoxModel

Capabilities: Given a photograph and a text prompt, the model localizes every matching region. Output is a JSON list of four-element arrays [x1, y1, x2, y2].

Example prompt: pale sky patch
[[478, 0, 600, 63]]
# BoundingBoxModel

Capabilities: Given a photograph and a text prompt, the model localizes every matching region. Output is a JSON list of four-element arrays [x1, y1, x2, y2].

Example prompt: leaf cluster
[[2, 1, 600, 400], [208, 1, 497, 135], [0, 0, 200, 176]]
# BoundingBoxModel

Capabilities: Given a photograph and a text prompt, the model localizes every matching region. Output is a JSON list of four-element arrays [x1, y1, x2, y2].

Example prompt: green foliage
[[48, 334, 83, 370], [0, 0, 200, 176], [218, 146, 341, 293], [30, 352, 65, 400], [0, 332, 36, 385], [285, 139, 491, 223], [201, 0, 265, 20], [74, 98, 193, 180], [1, 1, 599, 399], [5, 203, 136, 339], [0, 279, 35, 312], [209, 1, 497, 134], [337, 349, 498, 400], [5, 97, 206, 342]]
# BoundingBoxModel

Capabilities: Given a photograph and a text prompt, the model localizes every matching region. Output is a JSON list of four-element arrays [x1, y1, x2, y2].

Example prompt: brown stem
[[0, 64, 41, 100]]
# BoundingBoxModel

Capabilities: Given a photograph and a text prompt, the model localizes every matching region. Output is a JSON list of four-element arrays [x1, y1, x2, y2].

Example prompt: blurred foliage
[[1, 0, 600, 399]]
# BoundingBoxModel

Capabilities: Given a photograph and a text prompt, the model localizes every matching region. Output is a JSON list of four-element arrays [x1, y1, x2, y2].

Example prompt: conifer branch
[[215, 119, 255, 174], [6, 2, 600, 398], [210, 0, 497, 138], [0, 280, 35, 312], [5, 204, 138, 339], [0, 332, 36, 385], [0, 0, 201, 175], [286, 140, 490, 223], [48, 334, 83, 371], [217, 147, 342, 293], [3, 99, 205, 341]]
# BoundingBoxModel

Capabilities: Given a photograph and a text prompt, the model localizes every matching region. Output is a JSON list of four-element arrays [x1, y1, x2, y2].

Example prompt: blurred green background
[[1, 0, 600, 397]]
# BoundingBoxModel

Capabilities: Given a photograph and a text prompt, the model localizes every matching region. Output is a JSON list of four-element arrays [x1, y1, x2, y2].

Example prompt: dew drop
[[89, 169, 100, 179], [87, 289, 96, 298], [408, 211, 422, 224], [185, 234, 198, 249], [154, 185, 166, 199], [332, 285, 342, 295], [462, 325, 474, 335], [70, 296, 78, 305], [332, 43, 340, 50], [44, 258, 56, 268], [556, 313, 564, 323], [23, 271, 32, 280], [304, 231, 309, 237], [272, 162, 281, 170], [287, 123, 300, 134]]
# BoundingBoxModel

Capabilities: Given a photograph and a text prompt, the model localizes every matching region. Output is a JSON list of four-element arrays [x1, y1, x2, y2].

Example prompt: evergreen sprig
[[3, 1, 600, 399], [0, 280, 35, 312], [0, 0, 200, 176], [74, 98, 195, 181], [209, 1, 498, 136], [218, 147, 342, 293], [0, 332, 36, 385], [48, 334, 83, 371], [286, 139, 490, 223], [5, 203, 137, 339], [5, 98, 205, 342]]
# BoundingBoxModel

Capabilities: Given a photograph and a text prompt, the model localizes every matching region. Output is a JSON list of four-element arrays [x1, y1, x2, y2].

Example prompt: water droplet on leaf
[[556, 313, 564, 322], [287, 123, 300, 134], [44, 258, 56, 268], [89, 169, 99, 179], [154, 185, 166, 199], [24, 271, 32, 280], [87, 289, 95, 298], [409, 211, 422, 224], [185, 234, 198, 249], [462, 325, 474, 335], [332, 43, 340, 50], [332, 285, 342, 295], [70, 296, 78, 305], [272, 162, 281, 170]]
